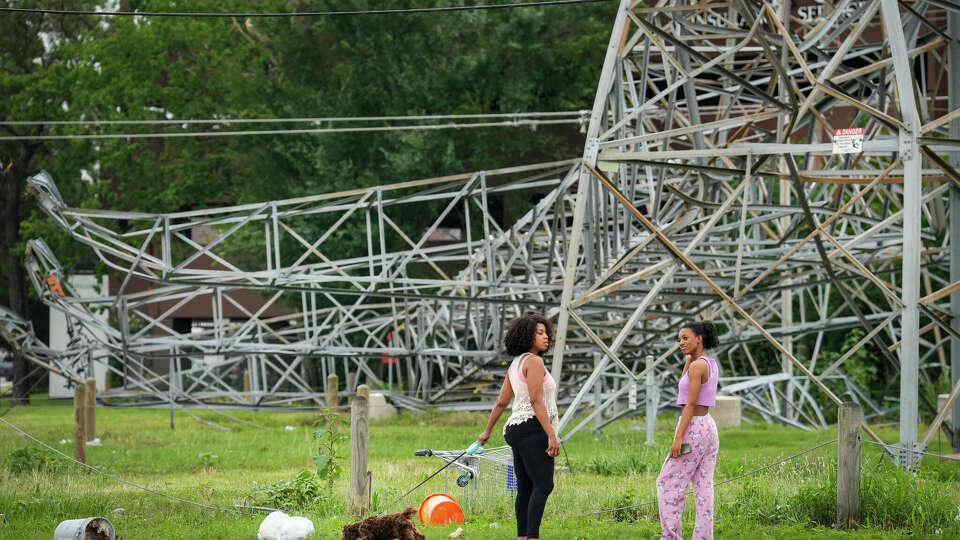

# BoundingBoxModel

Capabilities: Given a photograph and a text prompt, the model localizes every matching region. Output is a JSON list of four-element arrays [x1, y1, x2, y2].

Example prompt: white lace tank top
[[503, 353, 559, 434]]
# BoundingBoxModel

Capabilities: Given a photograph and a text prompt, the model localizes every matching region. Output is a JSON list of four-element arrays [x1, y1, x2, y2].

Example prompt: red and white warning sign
[[832, 127, 863, 154]]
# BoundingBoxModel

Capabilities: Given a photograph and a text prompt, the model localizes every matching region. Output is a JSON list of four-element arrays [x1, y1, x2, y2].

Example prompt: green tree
[[221, 0, 614, 264], [5, 0, 616, 399], [1, 0, 102, 403], [4, 0, 288, 399]]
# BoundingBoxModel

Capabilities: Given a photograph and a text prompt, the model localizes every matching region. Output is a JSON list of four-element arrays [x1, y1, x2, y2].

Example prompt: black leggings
[[504, 417, 554, 538]]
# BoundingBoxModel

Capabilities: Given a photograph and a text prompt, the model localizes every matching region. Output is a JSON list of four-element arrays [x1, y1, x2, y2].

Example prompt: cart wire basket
[[414, 445, 517, 512]]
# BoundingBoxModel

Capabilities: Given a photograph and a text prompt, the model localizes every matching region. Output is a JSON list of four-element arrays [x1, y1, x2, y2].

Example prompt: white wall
[[48, 273, 110, 398]]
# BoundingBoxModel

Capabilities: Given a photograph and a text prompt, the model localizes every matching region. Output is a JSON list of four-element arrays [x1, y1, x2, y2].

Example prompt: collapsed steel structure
[[5, 0, 960, 465], [23, 162, 583, 410], [0, 305, 85, 387]]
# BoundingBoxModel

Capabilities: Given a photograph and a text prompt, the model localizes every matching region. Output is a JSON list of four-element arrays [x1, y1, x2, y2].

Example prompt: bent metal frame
[[7, 0, 960, 467]]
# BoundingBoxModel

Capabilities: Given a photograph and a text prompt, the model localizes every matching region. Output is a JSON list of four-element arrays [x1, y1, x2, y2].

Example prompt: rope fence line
[[565, 439, 839, 519], [861, 438, 960, 463]]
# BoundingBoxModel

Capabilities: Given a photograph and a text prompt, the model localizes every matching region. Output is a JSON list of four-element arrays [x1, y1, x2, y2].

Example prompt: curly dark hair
[[504, 313, 554, 356], [680, 320, 719, 349]]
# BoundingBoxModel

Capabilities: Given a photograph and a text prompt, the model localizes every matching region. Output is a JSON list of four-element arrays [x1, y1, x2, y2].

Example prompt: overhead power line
[[0, 118, 584, 141], [1, 111, 587, 127], [0, 0, 610, 18]]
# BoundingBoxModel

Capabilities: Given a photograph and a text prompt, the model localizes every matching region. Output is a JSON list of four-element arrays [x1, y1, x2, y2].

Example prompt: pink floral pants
[[656, 414, 719, 540]]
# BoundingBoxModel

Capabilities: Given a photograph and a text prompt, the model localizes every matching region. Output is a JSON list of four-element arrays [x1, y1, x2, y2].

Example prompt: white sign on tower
[[832, 127, 864, 154]]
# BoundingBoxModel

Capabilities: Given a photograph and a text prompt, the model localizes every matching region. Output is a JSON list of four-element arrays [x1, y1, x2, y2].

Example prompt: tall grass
[[730, 453, 960, 535]]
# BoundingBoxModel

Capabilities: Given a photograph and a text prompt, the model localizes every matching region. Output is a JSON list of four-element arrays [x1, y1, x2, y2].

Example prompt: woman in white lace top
[[478, 313, 560, 540]]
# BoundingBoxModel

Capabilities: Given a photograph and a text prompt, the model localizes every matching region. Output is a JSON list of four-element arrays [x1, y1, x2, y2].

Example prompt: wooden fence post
[[85, 378, 96, 442], [327, 374, 339, 408], [73, 384, 86, 464], [350, 384, 370, 516], [837, 401, 862, 528]]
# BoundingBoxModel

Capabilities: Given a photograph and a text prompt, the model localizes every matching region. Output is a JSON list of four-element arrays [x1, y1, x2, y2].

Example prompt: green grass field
[[0, 395, 958, 539]]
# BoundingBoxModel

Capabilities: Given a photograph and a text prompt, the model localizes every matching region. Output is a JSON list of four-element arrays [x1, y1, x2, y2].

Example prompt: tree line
[[0, 0, 615, 401]]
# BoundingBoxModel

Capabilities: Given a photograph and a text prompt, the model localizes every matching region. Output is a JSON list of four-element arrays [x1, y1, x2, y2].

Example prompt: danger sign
[[832, 127, 863, 154]]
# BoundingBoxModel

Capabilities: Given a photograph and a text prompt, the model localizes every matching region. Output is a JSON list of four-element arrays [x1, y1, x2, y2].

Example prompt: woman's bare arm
[[478, 376, 514, 445]]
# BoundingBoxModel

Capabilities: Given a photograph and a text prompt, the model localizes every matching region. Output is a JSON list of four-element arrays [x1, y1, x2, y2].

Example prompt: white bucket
[[53, 517, 116, 540]]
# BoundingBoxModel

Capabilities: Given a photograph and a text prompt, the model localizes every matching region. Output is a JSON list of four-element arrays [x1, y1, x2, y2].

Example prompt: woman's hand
[[669, 439, 683, 458], [478, 430, 491, 446], [546, 433, 560, 458]]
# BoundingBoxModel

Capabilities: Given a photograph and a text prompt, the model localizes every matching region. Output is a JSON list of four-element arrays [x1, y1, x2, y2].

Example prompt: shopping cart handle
[[414, 449, 433, 457], [465, 441, 481, 455]]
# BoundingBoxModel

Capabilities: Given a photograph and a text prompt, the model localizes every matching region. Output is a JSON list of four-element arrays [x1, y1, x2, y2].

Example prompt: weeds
[[3, 446, 66, 473], [312, 408, 349, 490], [860, 461, 957, 531], [250, 470, 322, 512], [730, 455, 960, 535], [248, 408, 349, 513]]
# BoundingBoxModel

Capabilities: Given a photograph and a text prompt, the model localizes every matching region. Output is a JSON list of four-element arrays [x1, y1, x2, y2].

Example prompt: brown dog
[[341, 506, 426, 540]]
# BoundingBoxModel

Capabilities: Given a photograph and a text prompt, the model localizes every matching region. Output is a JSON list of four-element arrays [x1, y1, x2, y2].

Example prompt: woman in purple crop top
[[656, 321, 720, 540]]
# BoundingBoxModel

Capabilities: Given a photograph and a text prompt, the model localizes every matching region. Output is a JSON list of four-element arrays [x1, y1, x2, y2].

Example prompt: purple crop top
[[677, 355, 719, 407]]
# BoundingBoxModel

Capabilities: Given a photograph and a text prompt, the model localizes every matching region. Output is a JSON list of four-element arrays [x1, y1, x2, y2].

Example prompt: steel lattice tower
[[5, 0, 959, 465]]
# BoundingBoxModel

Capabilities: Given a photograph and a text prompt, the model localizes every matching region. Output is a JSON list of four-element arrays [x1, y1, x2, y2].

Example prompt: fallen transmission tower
[[17, 0, 960, 467]]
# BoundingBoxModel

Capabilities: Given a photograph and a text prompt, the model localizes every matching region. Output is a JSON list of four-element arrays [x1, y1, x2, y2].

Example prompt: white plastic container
[[53, 517, 116, 540]]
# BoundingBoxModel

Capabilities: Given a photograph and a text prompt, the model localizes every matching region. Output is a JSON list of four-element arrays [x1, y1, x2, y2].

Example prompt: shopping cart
[[413, 445, 517, 511]]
